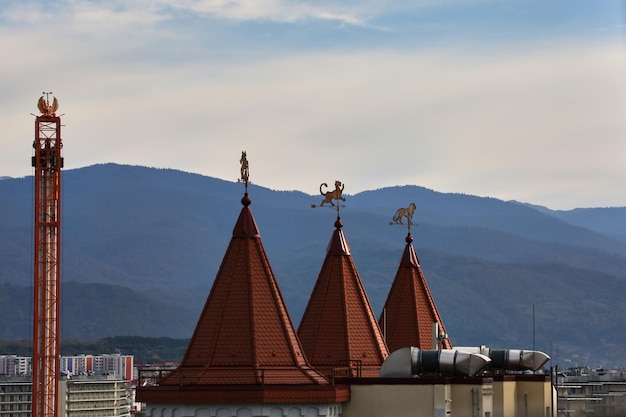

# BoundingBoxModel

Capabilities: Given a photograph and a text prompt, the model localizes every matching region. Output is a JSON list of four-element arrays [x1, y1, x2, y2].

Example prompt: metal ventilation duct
[[379, 347, 491, 378], [451, 346, 550, 371]]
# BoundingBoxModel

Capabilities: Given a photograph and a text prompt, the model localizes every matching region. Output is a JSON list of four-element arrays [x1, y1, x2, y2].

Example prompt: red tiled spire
[[298, 217, 389, 378], [379, 232, 452, 353], [137, 193, 349, 404]]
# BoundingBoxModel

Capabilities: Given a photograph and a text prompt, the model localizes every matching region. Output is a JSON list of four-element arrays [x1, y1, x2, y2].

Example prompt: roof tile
[[298, 218, 389, 377], [137, 193, 347, 404], [379, 233, 452, 352]]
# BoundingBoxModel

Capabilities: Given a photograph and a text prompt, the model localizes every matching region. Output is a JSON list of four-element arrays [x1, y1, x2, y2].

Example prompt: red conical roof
[[137, 194, 349, 404], [298, 217, 389, 378], [379, 233, 452, 353]]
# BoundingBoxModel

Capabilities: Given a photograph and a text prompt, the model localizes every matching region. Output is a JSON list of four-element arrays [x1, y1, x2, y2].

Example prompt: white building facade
[[0, 357, 31, 377], [61, 355, 133, 381], [0, 375, 131, 417]]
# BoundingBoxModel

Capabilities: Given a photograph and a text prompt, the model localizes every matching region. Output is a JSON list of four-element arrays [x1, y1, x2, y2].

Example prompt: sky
[[1, 0, 625, 210]]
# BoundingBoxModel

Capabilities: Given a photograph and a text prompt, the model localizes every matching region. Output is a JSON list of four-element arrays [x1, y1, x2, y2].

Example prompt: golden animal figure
[[319, 180, 345, 207], [392, 202, 416, 225], [37, 95, 58, 116], [240, 151, 249, 185]]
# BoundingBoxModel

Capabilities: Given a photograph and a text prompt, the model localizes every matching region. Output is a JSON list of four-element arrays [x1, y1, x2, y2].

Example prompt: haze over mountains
[[1, 164, 625, 367]]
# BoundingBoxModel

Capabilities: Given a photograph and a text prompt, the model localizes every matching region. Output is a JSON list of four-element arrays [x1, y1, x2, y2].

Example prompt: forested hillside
[[1, 164, 625, 367]]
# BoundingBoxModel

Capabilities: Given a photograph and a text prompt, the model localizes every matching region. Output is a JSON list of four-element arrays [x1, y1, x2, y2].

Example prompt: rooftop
[[297, 216, 389, 377], [379, 232, 452, 352], [137, 193, 348, 404]]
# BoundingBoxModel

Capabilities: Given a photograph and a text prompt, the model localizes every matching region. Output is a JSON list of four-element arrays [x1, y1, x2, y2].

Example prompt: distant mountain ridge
[[1, 163, 625, 367]]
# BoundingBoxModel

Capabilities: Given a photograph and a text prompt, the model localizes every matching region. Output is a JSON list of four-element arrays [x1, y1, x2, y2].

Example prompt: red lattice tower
[[31, 92, 63, 417]]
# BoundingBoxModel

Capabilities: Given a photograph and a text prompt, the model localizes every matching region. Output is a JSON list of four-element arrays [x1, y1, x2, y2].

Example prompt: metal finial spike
[[241, 192, 251, 207], [239, 150, 250, 193]]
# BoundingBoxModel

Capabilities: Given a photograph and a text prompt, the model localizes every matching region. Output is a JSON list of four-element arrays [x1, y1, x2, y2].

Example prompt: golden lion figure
[[392, 202, 416, 225], [319, 180, 345, 207]]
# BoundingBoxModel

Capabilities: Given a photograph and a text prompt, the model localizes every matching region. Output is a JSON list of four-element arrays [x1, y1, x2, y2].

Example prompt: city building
[[61, 375, 131, 417], [557, 367, 626, 417], [0, 357, 30, 378], [1, 354, 133, 417], [61, 355, 133, 381], [0, 375, 131, 417], [1, 355, 133, 382], [136, 163, 555, 417], [0, 377, 31, 417], [137, 190, 349, 413]]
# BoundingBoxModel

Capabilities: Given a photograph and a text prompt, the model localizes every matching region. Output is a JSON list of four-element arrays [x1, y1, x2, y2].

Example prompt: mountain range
[[1, 163, 625, 367]]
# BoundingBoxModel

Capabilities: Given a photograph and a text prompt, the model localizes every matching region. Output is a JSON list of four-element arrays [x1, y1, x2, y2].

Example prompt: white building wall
[[0, 378, 31, 417], [0, 357, 31, 377], [146, 403, 343, 417], [59, 354, 133, 380], [62, 376, 131, 417]]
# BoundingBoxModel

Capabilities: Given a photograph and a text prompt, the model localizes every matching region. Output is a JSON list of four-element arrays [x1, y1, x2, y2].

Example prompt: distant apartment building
[[558, 367, 626, 417], [1, 354, 132, 382], [0, 354, 133, 417], [0, 375, 131, 417], [61, 375, 131, 417], [0, 357, 30, 377], [61, 355, 133, 381], [0, 376, 30, 417]]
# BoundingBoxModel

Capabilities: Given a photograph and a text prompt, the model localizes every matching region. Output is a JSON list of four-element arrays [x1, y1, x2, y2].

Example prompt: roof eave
[[136, 383, 351, 404]]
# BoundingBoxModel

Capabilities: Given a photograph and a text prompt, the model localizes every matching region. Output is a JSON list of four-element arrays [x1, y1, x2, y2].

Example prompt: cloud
[[0, 0, 370, 27], [1, 0, 512, 32], [161, 0, 368, 25], [4, 43, 626, 207], [14, 43, 622, 204], [1, 0, 625, 209]]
